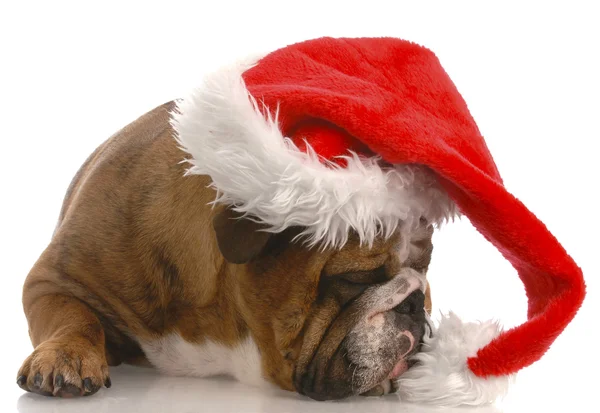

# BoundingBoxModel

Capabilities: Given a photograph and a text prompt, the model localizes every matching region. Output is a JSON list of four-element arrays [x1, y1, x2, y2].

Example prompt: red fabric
[[290, 121, 374, 162], [242, 37, 586, 377]]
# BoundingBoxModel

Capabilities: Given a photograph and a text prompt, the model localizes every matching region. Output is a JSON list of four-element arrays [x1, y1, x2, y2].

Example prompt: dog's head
[[213, 207, 433, 400]]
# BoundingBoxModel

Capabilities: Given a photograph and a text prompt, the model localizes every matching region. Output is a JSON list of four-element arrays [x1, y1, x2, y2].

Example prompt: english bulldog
[[17, 102, 435, 400]]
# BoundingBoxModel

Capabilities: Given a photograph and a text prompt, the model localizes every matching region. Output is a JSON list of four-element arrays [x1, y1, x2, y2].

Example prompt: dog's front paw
[[17, 337, 111, 398]]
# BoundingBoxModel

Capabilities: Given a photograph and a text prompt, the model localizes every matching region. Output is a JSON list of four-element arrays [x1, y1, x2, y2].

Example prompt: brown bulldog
[[17, 101, 436, 400]]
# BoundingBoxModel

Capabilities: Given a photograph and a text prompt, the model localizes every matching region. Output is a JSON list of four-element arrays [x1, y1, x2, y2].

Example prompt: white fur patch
[[395, 312, 513, 406], [140, 334, 269, 388], [171, 59, 458, 249]]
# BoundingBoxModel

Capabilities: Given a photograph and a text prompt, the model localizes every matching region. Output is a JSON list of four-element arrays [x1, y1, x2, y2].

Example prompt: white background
[[0, 1, 598, 412]]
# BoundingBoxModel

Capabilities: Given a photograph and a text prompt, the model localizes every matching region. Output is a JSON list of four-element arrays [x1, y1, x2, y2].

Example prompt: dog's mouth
[[355, 330, 419, 397], [295, 320, 423, 400], [360, 310, 437, 399], [359, 314, 434, 397], [359, 350, 419, 397]]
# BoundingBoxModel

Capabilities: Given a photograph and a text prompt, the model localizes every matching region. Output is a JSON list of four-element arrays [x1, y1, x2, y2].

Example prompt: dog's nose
[[394, 290, 425, 316]]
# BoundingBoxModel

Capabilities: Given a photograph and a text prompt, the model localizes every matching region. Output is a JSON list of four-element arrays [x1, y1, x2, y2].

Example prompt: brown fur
[[18, 102, 434, 398]]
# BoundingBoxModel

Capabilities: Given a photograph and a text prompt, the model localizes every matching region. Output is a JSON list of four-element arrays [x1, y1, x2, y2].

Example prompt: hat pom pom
[[396, 312, 513, 407]]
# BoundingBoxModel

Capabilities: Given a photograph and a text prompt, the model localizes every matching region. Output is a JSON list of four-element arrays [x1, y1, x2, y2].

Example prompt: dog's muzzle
[[295, 268, 428, 400]]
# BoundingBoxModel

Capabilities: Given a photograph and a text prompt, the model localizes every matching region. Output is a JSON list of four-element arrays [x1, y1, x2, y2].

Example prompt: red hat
[[172, 37, 585, 406]]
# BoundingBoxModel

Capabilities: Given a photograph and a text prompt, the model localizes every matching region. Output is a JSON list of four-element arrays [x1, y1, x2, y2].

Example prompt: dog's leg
[[17, 274, 111, 398]]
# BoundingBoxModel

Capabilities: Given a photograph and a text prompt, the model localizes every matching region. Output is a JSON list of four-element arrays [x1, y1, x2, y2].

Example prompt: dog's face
[[213, 208, 433, 400]]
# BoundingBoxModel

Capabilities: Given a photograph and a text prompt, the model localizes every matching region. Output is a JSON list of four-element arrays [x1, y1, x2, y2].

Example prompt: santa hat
[[171, 37, 586, 406]]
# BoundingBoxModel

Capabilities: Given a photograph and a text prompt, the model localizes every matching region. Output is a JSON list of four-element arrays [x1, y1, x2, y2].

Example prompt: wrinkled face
[[213, 208, 433, 400], [292, 240, 430, 400]]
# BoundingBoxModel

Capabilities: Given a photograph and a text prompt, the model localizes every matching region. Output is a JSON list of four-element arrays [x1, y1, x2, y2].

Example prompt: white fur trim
[[171, 58, 457, 248], [396, 312, 514, 406]]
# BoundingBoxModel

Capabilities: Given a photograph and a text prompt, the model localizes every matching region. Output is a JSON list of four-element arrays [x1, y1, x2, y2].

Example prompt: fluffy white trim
[[171, 58, 457, 248], [396, 312, 514, 406]]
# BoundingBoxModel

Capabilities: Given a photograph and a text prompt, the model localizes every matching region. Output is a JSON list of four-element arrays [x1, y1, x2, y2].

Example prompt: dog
[[17, 101, 434, 400]]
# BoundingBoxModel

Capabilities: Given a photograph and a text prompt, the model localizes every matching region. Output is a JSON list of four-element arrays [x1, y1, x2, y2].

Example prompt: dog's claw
[[82, 377, 101, 396], [33, 373, 43, 388], [54, 374, 64, 388], [17, 375, 26, 387], [83, 378, 92, 392], [104, 377, 112, 388]]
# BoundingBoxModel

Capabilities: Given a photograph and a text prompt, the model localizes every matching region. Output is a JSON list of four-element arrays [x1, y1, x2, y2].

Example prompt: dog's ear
[[212, 207, 273, 264]]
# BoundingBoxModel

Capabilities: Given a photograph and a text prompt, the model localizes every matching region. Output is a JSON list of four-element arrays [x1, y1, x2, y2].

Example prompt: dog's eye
[[338, 266, 387, 285]]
